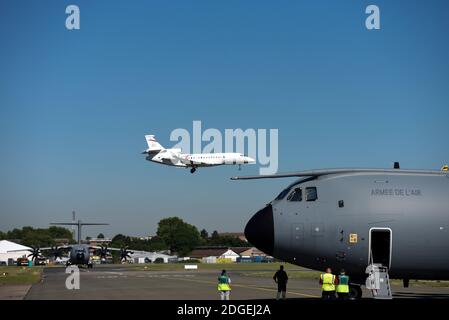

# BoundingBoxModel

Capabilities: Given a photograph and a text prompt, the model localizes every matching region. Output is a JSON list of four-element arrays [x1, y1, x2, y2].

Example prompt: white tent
[[129, 251, 177, 264], [0, 240, 31, 265]]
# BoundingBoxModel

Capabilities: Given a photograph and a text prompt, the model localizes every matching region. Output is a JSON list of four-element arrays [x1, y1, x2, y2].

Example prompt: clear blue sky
[[1, 1, 448, 238]]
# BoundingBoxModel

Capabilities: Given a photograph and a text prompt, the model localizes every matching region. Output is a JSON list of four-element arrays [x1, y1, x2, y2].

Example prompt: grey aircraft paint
[[235, 168, 449, 289], [51, 220, 108, 267], [68, 244, 92, 266]]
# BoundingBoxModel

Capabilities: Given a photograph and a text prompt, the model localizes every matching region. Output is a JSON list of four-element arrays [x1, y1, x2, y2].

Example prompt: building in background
[[86, 238, 112, 247], [189, 246, 271, 263], [218, 232, 247, 242], [234, 247, 267, 258], [190, 247, 236, 263], [129, 251, 177, 264]]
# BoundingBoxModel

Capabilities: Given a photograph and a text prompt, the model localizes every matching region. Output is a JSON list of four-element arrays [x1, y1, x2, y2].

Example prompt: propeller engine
[[50, 246, 63, 260], [98, 245, 109, 260], [27, 246, 43, 263], [119, 247, 133, 262]]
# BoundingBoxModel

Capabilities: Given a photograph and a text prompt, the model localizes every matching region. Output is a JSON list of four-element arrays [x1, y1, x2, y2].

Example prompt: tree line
[[1, 217, 248, 256], [0, 226, 75, 247], [112, 217, 248, 256]]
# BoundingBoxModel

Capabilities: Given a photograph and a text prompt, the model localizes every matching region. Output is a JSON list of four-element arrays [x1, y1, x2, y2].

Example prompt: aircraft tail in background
[[144, 135, 164, 152]]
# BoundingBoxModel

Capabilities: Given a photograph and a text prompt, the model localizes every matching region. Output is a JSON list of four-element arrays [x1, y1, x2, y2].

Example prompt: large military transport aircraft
[[232, 165, 449, 299], [50, 220, 109, 267], [142, 135, 255, 173], [7, 220, 109, 268], [50, 220, 138, 267], [9, 220, 141, 268]]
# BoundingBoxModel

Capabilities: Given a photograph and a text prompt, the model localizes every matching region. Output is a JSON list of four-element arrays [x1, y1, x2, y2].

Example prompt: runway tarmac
[[22, 265, 449, 300]]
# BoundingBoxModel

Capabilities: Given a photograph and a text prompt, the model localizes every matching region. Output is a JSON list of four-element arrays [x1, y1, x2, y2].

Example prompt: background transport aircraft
[[49, 220, 110, 268], [233, 164, 449, 299], [10, 243, 136, 268], [9, 220, 136, 268], [142, 135, 255, 173]]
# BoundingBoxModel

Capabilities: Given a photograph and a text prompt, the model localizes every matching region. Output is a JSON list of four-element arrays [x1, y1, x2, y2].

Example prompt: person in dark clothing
[[273, 265, 288, 300]]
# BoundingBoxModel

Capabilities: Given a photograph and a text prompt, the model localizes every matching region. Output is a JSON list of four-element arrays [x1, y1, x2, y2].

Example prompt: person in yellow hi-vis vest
[[336, 269, 350, 300], [217, 269, 232, 300], [319, 267, 337, 300]]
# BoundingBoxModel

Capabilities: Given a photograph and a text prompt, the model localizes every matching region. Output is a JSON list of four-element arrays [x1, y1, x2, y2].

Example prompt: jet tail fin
[[144, 135, 164, 152]]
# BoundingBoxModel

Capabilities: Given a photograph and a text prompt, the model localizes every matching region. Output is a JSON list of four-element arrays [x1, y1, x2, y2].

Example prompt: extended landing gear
[[403, 278, 409, 288], [348, 285, 363, 300], [190, 168, 196, 174]]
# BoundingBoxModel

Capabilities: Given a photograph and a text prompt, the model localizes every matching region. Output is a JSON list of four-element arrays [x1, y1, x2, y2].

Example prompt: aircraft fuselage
[[68, 244, 91, 267], [148, 152, 254, 168], [245, 172, 449, 284]]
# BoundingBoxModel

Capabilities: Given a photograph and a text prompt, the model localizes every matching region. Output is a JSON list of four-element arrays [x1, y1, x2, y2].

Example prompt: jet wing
[[7, 245, 71, 253], [90, 246, 121, 251], [41, 245, 71, 251], [172, 154, 209, 166], [231, 168, 447, 180], [50, 223, 108, 226], [89, 246, 146, 253]]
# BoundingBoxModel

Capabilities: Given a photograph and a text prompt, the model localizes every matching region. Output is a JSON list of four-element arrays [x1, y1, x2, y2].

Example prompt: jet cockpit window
[[305, 187, 318, 201], [287, 188, 302, 201], [275, 186, 292, 200]]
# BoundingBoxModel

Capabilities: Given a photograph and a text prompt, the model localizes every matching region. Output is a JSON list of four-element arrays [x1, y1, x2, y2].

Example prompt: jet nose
[[244, 156, 256, 164], [244, 204, 274, 255]]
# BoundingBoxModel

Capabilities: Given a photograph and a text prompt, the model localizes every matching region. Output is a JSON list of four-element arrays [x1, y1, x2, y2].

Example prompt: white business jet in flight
[[142, 135, 255, 173]]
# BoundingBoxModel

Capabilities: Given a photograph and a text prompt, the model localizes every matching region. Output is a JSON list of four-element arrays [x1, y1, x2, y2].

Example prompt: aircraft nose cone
[[246, 156, 256, 163], [244, 204, 274, 255]]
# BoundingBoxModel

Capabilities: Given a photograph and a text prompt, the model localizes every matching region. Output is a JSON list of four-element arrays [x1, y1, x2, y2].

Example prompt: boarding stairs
[[365, 251, 393, 299]]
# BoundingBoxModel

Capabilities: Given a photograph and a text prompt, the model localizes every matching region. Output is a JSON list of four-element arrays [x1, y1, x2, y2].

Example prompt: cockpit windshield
[[275, 181, 301, 200], [275, 186, 292, 200], [274, 177, 316, 201]]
